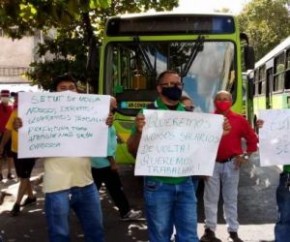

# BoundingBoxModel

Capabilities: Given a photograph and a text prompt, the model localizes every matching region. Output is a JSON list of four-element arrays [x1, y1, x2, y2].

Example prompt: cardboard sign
[[259, 109, 290, 166], [134, 110, 224, 177], [18, 91, 110, 158]]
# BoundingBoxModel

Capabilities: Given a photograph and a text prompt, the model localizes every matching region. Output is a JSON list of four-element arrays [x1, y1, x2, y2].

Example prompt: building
[[0, 31, 43, 92]]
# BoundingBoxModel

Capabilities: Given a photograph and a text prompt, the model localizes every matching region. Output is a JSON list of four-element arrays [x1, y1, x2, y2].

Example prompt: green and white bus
[[253, 36, 290, 128], [98, 12, 255, 164]]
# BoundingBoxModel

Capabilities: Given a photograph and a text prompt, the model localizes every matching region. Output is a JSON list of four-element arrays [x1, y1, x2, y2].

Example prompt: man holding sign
[[14, 74, 111, 242], [128, 70, 230, 242], [257, 116, 290, 242]]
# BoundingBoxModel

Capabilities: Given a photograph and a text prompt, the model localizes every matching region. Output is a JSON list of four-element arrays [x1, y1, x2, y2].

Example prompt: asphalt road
[[0, 152, 279, 242]]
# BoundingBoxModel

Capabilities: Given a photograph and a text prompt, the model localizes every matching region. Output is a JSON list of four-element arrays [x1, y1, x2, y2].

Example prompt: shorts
[[12, 152, 35, 179], [0, 134, 13, 158]]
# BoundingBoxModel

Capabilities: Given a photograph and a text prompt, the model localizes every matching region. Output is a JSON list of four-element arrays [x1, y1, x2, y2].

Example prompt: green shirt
[[141, 97, 188, 184], [283, 165, 290, 173]]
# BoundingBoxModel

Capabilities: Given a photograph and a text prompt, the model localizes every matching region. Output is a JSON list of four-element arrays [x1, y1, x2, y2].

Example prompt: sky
[[175, 0, 251, 14]]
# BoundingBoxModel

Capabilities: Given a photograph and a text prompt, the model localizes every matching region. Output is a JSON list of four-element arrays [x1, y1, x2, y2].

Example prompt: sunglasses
[[159, 82, 184, 88]]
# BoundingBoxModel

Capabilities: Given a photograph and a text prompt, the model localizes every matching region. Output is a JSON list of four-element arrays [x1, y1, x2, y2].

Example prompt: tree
[[0, 0, 178, 92], [238, 0, 290, 61]]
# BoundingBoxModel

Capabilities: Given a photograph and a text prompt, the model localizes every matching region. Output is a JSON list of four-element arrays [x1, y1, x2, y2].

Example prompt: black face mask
[[111, 107, 118, 114], [161, 86, 182, 101]]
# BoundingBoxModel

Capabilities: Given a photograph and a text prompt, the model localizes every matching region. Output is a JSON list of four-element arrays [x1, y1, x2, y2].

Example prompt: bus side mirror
[[240, 33, 255, 70], [248, 74, 254, 100], [244, 46, 255, 70]]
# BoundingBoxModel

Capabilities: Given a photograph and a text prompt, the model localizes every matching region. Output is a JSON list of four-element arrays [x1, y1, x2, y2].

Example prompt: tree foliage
[[238, 0, 290, 61], [0, 0, 178, 91]]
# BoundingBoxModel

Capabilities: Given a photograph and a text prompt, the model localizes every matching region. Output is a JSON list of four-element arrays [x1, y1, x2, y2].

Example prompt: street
[[0, 152, 279, 242]]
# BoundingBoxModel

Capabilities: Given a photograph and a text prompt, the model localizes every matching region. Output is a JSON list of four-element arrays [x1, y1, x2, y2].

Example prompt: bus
[[253, 36, 290, 129], [98, 12, 255, 164]]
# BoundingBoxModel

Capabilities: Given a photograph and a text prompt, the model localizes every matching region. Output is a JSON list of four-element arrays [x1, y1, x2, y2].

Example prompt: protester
[[127, 70, 200, 242], [14, 74, 112, 242], [200, 90, 258, 242], [256, 119, 290, 242], [91, 96, 142, 221], [0, 92, 36, 216], [0, 90, 14, 180], [180, 95, 195, 112], [170, 94, 198, 241]]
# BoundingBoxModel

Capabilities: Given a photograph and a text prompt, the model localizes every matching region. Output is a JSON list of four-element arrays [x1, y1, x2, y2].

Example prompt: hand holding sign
[[18, 92, 110, 158], [259, 109, 290, 166], [134, 110, 224, 177]]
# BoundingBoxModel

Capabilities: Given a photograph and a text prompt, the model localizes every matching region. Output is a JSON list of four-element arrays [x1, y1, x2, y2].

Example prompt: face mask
[[214, 100, 232, 112], [111, 107, 118, 114], [184, 106, 195, 112], [1, 97, 9, 103], [161, 86, 182, 101]]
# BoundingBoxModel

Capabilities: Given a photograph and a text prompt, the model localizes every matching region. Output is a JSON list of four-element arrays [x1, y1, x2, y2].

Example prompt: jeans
[[144, 177, 198, 242], [203, 160, 240, 232], [92, 167, 130, 217], [275, 172, 290, 242], [45, 183, 104, 242]]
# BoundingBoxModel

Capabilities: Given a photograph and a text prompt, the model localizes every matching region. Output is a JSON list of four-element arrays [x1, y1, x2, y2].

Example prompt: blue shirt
[[91, 126, 117, 169]]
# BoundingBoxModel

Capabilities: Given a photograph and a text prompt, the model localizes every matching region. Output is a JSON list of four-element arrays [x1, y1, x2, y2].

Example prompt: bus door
[[266, 67, 273, 109]]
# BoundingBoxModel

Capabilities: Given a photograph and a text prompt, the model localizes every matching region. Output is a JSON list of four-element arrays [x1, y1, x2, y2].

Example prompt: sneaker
[[200, 228, 222, 242], [7, 173, 15, 180], [121, 210, 142, 221], [10, 203, 20, 216], [228, 232, 243, 242], [22, 196, 37, 206]]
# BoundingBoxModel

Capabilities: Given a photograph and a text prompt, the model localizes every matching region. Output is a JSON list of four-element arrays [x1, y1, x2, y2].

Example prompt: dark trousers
[[275, 172, 290, 242], [91, 167, 130, 217]]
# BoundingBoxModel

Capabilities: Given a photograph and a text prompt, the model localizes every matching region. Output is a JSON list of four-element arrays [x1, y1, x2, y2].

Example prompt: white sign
[[259, 109, 290, 166], [134, 110, 224, 177], [18, 92, 110, 158]]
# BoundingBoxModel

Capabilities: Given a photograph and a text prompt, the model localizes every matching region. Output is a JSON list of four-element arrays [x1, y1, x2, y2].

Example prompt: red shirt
[[215, 110, 258, 161], [0, 103, 13, 133]]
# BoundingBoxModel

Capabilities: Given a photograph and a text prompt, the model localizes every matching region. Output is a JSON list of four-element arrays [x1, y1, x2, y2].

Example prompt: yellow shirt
[[5, 110, 18, 152], [6, 111, 94, 193], [43, 157, 93, 193]]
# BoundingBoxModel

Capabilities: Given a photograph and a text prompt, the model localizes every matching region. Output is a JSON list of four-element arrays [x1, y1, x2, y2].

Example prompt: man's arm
[[222, 117, 231, 136], [107, 156, 118, 171], [127, 130, 142, 158], [127, 114, 145, 158]]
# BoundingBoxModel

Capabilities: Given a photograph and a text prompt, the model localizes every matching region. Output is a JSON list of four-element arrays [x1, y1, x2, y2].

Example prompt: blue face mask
[[161, 86, 182, 101]]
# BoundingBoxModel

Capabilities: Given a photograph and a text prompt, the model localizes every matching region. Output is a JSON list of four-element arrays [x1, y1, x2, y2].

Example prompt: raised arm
[[127, 113, 145, 158]]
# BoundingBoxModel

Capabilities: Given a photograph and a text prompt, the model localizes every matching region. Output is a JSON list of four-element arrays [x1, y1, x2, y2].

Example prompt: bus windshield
[[104, 40, 235, 114]]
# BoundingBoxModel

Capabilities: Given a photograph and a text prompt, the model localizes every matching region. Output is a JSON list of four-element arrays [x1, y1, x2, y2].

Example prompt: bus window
[[254, 69, 259, 95], [261, 80, 266, 94], [274, 54, 285, 92], [287, 50, 290, 69], [105, 40, 236, 115], [258, 66, 265, 95], [285, 70, 290, 89]]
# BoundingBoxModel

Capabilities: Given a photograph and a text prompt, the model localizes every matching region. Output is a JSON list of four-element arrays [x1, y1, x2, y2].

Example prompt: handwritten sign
[[134, 110, 224, 177], [259, 109, 290, 166], [18, 92, 110, 158]]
